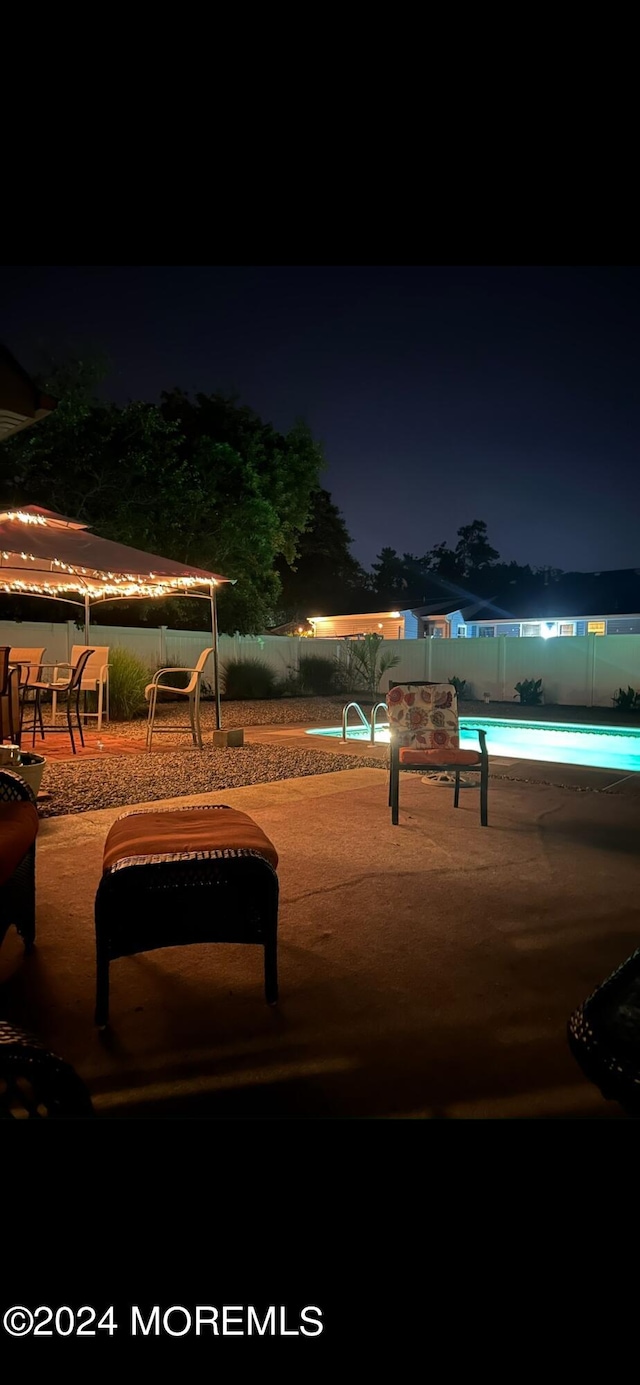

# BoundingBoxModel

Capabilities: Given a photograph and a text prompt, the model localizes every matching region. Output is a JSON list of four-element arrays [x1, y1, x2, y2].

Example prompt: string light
[[3, 511, 47, 525]]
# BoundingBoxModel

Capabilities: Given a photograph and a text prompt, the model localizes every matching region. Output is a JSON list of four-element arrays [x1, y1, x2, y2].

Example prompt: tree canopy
[[0, 360, 323, 633]]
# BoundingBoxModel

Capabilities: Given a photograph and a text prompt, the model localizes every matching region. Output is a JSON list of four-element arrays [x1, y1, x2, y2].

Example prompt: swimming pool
[[305, 717, 640, 773]]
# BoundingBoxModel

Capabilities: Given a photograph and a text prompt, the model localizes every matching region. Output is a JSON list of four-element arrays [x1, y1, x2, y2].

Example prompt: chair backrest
[[194, 647, 214, 674], [386, 681, 459, 752], [69, 645, 109, 684], [0, 647, 8, 696], [9, 647, 46, 685], [69, 648, 96, 691]]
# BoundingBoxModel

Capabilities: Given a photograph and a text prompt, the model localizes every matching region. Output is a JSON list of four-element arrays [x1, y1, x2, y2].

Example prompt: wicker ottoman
[[95, 804, 279, 1027]]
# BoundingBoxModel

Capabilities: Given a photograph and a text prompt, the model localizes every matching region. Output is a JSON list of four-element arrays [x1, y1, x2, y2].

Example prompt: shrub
[[514, 678, 543, 705], [222, 657, 280, 700], [298, 654, 340, 696], [343, 633, 400, 698], [449, 676, 467, 699], [613, 686, 640, 712], [108, 647, 150, 721]]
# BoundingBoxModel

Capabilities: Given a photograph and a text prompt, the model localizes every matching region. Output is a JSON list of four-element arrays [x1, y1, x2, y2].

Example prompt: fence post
[[426, 637, 432, 680], [66, 620, 75, 660], [588, 634, 596, 706]]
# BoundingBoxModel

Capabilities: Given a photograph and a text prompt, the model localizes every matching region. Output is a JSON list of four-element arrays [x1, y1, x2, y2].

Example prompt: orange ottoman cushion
[[103, 806, 278, 874], [399, 748, 482, 767], [0, 802, 39, 887]]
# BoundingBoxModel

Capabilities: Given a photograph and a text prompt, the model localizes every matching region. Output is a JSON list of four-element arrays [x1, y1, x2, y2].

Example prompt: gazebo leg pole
[[84, 591, 90, 645], [211, 585, 221, 732]]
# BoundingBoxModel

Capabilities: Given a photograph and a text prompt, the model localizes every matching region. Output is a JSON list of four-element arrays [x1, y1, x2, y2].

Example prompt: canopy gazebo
[[0, 505, 233, 729]]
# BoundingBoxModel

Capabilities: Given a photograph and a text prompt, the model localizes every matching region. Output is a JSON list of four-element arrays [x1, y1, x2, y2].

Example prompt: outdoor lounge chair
[[28, 648, 95, 755], [0, 646, 20, 745], [145, 647, 214, 751], [50, 645, 110, 732], [386, 680, 489, 826], [9, 646, 45, 742]]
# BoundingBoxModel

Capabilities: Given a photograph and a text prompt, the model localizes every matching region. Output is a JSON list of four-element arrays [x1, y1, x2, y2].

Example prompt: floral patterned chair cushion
[[387, 682, 484, 766], [387, 683, 460, 752]]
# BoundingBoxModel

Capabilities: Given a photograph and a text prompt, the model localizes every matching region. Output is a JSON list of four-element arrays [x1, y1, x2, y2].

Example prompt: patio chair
[[50, 645, 110, 732], [387, 680, 489, 827], [9, 646, 45, 742], [145, 647, 214, 751], [0, 646, 20, 746], [29, 648, 95, 755]]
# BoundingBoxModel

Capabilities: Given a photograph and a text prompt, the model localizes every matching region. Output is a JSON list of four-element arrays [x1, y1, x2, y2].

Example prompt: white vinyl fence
[[0, 621, 639, 706]]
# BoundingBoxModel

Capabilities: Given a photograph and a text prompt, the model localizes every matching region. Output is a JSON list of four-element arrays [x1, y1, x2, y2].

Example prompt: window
[[522, 623, 541, 637], [457, 625, 467, 637], [478, 625, 495, 637], [587, 621, 606, 636], [558, 623, 575, 636]]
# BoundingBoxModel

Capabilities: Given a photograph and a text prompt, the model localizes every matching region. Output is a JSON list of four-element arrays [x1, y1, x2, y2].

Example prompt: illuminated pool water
[[305, 717, 640, 773]]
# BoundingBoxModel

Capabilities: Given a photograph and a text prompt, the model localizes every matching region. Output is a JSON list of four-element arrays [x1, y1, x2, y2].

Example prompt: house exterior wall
[[309, 611, 407, 640], [467, 613, 640, 638]]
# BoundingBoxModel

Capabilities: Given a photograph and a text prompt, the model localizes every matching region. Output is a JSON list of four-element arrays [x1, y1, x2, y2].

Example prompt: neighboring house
[[278, 569, 640, 642], [309, 603, 473, 640], [465, 569, 640, 638]]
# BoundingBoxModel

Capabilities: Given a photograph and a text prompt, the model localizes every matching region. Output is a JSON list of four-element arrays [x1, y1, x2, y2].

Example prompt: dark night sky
[[1, 265, 638, 572]]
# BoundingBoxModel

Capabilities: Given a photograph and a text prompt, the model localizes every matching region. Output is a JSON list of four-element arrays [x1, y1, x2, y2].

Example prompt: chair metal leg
[[96, 679, 103, 732], [66, 699, 76, 754], [390, 751, 400, 825], [480, 762, 488, 826], [188, 693, 197, 747], [264, 930, 278, 1005], [146, 690, 157, 751], [76, 689, 85, 748], [454, 771, 460, 808]]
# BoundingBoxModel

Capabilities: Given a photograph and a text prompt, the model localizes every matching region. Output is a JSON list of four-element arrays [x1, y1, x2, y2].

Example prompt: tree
[[275, 487, 370, 621], [0, 363, 323, 633], [454, 519, 500, 577], [371, 547, 408, 603]]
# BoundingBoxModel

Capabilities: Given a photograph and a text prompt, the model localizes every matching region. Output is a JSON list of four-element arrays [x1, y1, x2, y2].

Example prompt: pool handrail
[[341, 701, 370, 742], [369, 702, 389, 745]]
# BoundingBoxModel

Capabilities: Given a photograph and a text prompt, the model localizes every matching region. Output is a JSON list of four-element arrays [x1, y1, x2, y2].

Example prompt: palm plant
[[346, 633, 400, 697]]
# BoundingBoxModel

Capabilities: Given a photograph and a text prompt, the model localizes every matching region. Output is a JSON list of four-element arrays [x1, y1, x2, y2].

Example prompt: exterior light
[[390, 611, 401, 618], [542, 622, 557, 639], [378, 622, 383, 627]]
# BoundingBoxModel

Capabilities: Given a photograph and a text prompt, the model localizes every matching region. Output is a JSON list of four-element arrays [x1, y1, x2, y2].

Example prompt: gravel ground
[[79, 696, 348, 742], [81, 695, 636, 743], [38, 744, 384, 819]]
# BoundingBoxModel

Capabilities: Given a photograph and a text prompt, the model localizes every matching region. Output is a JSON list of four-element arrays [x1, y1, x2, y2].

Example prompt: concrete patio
[[1, 766, 639, 1118]]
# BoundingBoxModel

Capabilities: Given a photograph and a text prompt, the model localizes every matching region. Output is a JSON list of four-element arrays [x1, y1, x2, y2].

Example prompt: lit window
[[558, 623, 575, 636], [587, 621, 606, 636], [522, 623, 541, 637]]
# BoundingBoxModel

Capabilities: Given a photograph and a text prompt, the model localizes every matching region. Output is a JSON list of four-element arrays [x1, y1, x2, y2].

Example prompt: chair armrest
[[0, 769, 37, 805], [151, 666, 198, 685], [477, 728, 488, 758]]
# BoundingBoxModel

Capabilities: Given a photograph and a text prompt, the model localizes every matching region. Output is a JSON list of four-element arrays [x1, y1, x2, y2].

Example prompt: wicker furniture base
[[568, 946, 640, 1116], [95, 804, 280, 1027], [0, 1021, 94, 1118], [0, 769, 39, 952]]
